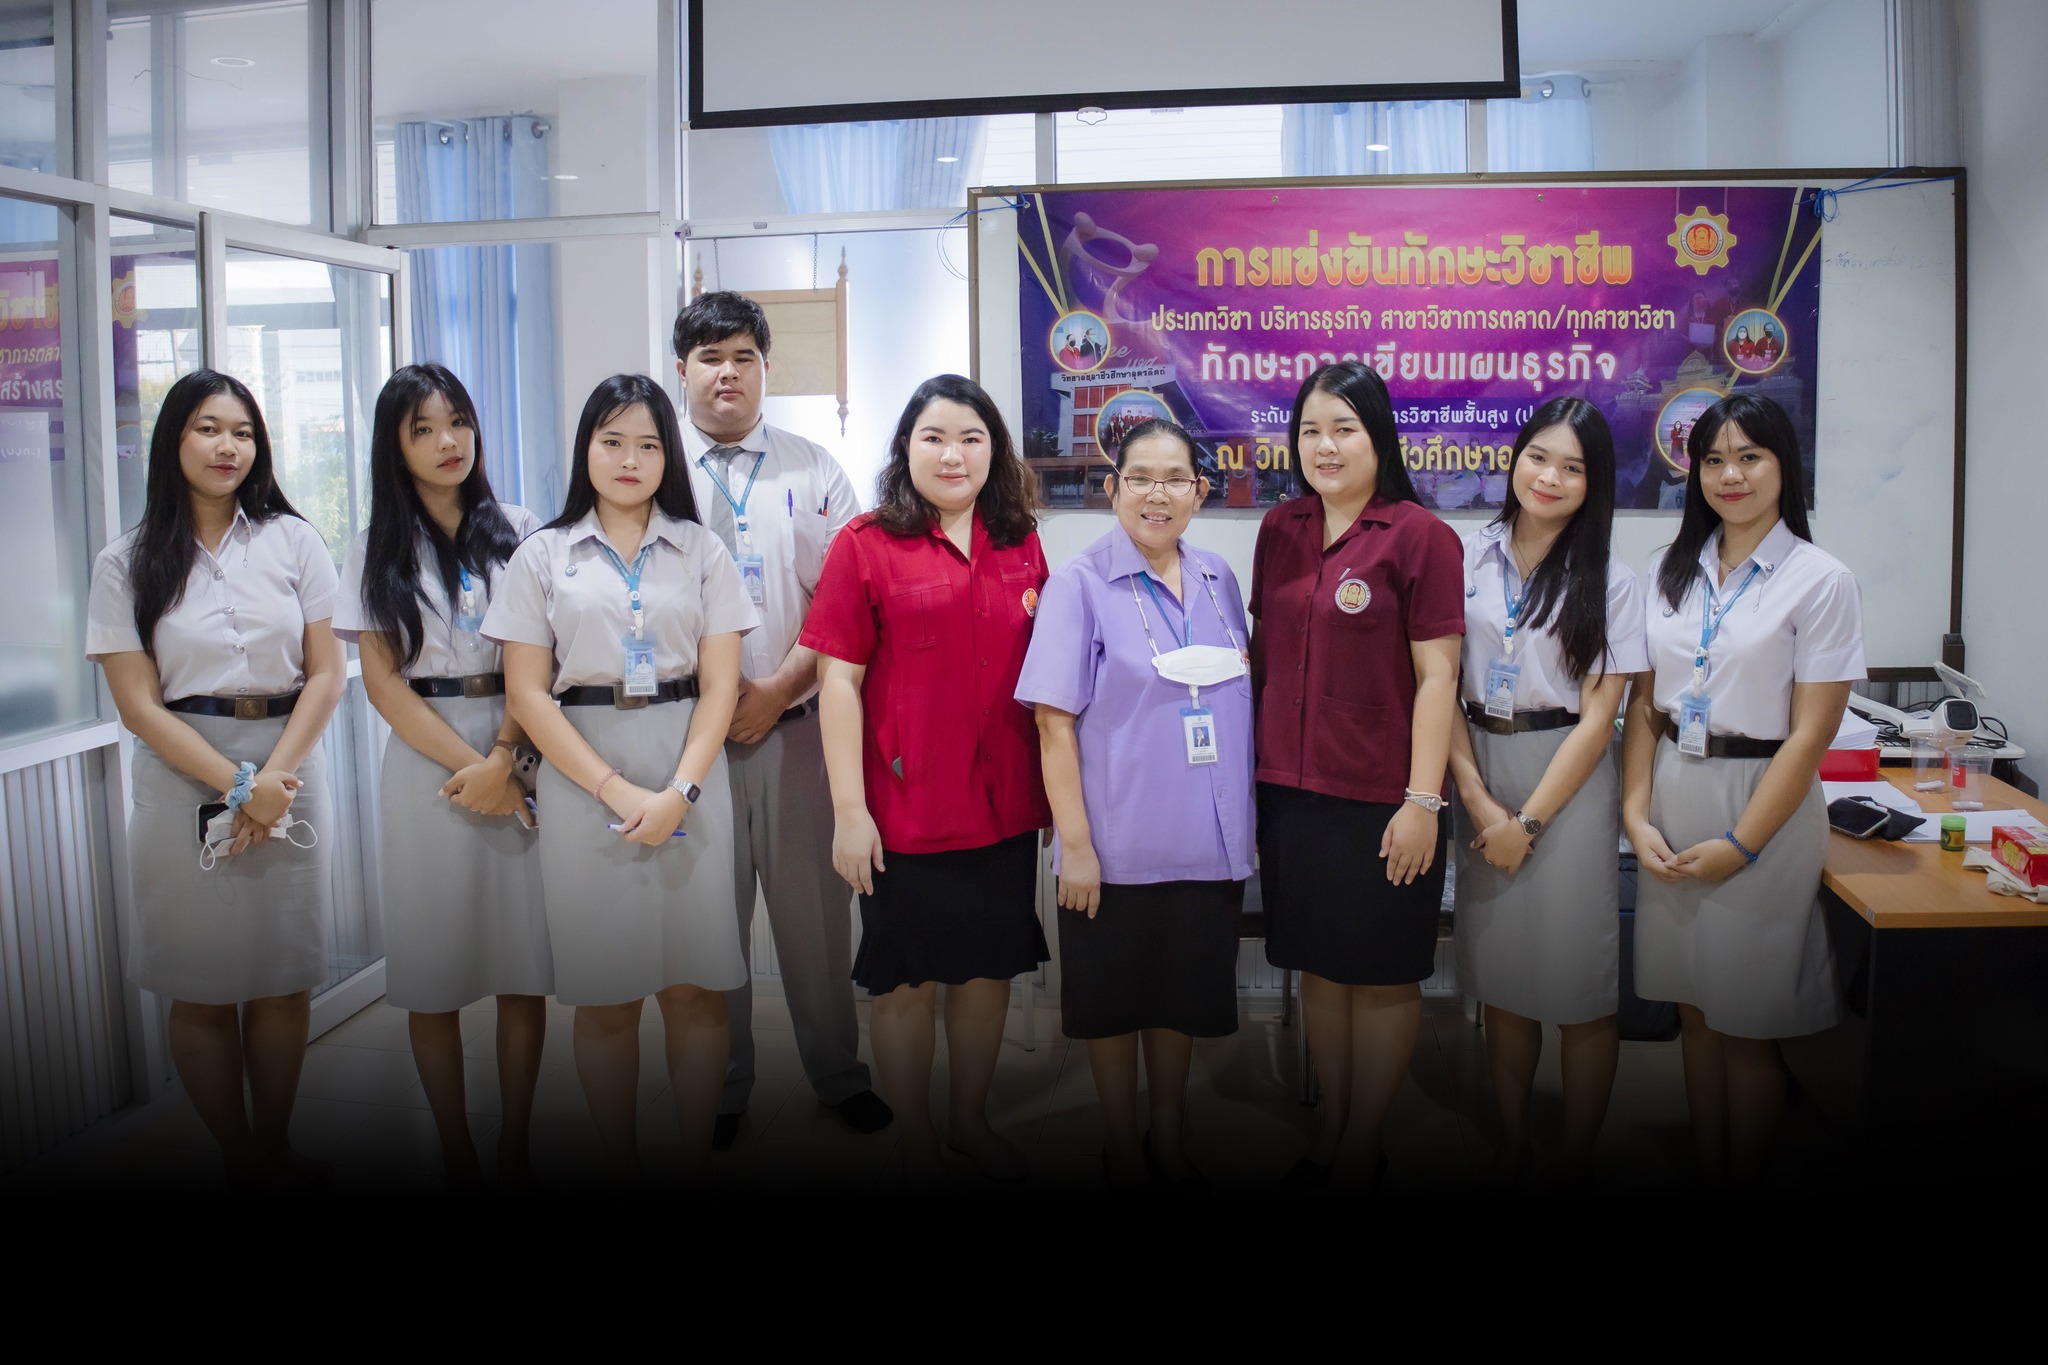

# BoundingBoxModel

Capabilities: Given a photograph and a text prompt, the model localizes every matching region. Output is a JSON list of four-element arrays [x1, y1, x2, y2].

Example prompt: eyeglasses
[[1118, 475, 1200, 497]]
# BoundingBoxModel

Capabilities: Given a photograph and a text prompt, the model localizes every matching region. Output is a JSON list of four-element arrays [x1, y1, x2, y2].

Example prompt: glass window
[[1281, 101, 1469, 176], [1487, 83, 1596, 173], [1055, 105, 1286, 184], [0, 194, 96, 740], [220, 249, 391, 560], [371, 0, 658, 223], [106, 1, 321, 226], [0, 3, 58, 178], [111, 218, 201, 532]]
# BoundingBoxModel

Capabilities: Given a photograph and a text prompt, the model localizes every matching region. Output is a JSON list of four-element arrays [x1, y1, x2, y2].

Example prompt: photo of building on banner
[[1010, 184, 1824, 512]]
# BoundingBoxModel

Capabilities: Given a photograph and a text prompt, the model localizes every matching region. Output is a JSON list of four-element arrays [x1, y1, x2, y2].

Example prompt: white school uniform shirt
[[332, 502, 541, 679], [681, 416, 859, 683], [1642, 518, 1865, 741], [481, 507, 759, 692], [1460, 522, 1650, 711], [86, 508, 339, 701]]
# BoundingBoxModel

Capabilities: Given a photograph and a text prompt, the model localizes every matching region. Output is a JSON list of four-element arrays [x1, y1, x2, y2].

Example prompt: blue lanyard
[[1695, 562, 1763, 672], [1138, 571, 1193, 650], [1498, 554, 1525, 656], [596, 542, 656, 639], [699, 451, 765, 527]]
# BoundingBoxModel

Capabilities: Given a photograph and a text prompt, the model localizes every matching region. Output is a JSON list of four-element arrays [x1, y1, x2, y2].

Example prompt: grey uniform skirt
[[378, 693, 552, 1012], [1453, 724, 1620, 1026], [126, 709, 332, 1004], [1634, 735, 1839, 1039], [535, 697, 747, 1006]]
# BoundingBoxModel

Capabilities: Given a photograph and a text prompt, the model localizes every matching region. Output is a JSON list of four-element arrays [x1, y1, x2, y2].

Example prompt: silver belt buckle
[[462, 673, 498, 699], [234, 696, 267, 721], [612, 683, 649, 709]]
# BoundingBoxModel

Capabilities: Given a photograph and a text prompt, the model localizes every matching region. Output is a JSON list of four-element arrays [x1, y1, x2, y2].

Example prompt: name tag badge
[[622, 636, 658, 697], [452, 587, 483, 634], [1182, 705, 1219, 766], [1677, 690, 1711, 758], [737, 552, 766, 606], [1483, 658, 1521, 720]]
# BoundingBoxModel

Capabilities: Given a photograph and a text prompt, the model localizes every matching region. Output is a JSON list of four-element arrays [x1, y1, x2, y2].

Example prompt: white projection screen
[[688, 0, 1519, 128]]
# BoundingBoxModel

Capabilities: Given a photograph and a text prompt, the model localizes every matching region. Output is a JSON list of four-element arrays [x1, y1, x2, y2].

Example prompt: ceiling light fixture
[[1076, 106, 1107, 126], [1366, 142, 1390, 152], [935, 155, 958, 163], [211, 55, 255, 68], [1540, 79, 1555, 98], [553, 174, 578, 180]]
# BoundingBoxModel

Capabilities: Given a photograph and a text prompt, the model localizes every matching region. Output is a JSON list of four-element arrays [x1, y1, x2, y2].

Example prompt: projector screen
[[689, 0, 1519, 128]]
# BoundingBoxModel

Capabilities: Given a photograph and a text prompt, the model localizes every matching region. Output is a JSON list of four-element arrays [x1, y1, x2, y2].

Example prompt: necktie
[[701, 443, 745, 555]]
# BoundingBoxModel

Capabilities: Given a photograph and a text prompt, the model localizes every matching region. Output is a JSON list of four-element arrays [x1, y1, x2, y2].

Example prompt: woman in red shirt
[[1251, 361, 1465, 1195], [803, 374, 1051, 1185]]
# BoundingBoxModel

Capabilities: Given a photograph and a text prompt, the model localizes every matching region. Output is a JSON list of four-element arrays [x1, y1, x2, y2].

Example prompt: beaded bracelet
[[224, 761, 258, 813], [1724, 830, 1760, 864], [592, 768, 622, 805]]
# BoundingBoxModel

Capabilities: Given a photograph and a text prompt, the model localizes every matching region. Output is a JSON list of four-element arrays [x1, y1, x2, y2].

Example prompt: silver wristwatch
[[670, 778, 702, 804], [1403, 788, 1446, 814], [1515, 810, 1545, 840]]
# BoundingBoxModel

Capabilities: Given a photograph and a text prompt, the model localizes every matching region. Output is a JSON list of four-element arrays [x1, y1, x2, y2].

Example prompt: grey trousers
[[720, 708, 871, 1111]]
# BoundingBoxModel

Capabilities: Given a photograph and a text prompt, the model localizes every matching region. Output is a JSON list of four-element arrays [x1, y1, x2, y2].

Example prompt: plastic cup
[[1909, 738, 1947, 793], [1947, 745, 1993, 811]]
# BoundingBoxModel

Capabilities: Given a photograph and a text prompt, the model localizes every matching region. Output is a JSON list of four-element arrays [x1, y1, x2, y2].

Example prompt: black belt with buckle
[[557, 678, 699, 709], [410, 673, 504, 699], [1656, 716, 1785, 759], [778, 697, 819, 724], [1463, 702, 1576, 736], [166, 691, 302, 721]]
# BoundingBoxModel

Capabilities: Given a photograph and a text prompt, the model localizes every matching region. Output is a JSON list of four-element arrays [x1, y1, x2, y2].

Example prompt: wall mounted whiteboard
[[970, 171, 1961, 674]]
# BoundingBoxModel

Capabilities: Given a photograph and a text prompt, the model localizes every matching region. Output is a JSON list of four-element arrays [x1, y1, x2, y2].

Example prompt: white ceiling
[[370, 0, 654, 123], [1515, 0, 1820, 70]]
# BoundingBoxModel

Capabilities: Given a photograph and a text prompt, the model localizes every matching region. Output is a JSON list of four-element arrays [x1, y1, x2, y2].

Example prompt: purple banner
[[1011, 183, 1823, 511]]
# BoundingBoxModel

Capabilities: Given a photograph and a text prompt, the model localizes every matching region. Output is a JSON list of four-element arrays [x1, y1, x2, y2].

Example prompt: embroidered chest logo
[[1021, 587, 1039, 618], [1334, 577, 1371, 614]]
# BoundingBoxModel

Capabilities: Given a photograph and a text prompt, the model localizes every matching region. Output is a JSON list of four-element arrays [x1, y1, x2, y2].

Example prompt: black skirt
[[1059, 879, 1245, 1039], [852, 832, 1049, 994], [1257, 782, 1446, 987]]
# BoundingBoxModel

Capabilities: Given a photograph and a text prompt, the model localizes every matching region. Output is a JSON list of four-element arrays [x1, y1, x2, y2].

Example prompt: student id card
[[1182, 705, 1218, 766], [1483, 658, 1521, 720], [622, 635, 658, 697], [1677, 690, 1711, 758], [737, 551, 766, 606]]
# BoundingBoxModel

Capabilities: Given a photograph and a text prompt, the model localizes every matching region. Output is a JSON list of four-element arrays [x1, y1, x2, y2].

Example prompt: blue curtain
[[770, 118, 987, 213], [1486, 88, 1596, 173], [1281, 102, 1468, 176], [395, 115, 563, 517]]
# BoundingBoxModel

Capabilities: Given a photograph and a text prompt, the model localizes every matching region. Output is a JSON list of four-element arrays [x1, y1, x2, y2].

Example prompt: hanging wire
[[935, 194, 1028, 281], [1806, 173, 1960, 221]]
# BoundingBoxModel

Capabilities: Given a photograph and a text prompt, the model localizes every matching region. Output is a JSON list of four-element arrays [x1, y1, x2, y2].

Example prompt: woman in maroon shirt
[[1251, 361, 1465, 1195], [803, 374, 1051, 1186]]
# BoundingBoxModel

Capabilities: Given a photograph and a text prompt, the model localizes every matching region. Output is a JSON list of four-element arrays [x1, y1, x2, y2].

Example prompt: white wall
[[1770, 0, 1892, 167], [687, 126, 787, 221], [1957, 0, 2048, 770]]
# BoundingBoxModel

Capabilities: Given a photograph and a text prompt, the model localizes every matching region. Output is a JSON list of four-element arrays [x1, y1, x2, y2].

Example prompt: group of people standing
[[86, 288, 1863, 1199]]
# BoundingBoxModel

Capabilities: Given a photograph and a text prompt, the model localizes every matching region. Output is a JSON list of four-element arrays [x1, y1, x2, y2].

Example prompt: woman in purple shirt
[[1017, 419, 1253, 1194]]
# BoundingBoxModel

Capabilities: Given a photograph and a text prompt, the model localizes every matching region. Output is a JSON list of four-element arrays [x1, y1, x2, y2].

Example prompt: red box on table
[[1992, 825, 2048, 889], [1819, 748, 1880, 781]]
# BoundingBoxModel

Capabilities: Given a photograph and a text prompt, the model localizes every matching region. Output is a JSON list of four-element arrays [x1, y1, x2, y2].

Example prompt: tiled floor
[[3, 986, 1860, 1202]]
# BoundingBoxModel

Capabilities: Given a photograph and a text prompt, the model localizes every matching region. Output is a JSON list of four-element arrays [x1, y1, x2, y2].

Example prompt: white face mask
[[200, 808, 318, 871], [1150, 643, 1248, 688]]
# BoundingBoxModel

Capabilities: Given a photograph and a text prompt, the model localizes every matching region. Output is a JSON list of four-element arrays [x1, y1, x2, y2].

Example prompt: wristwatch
[[1403, 788, 1446, 814], [669, 778, 702, 804], [1515, 810, 1545, 840]]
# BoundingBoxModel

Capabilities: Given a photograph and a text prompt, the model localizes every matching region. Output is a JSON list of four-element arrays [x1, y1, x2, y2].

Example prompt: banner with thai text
[[1010, 183, 1823, 511]]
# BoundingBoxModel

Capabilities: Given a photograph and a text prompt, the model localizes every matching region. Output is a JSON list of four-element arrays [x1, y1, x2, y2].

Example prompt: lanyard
[[699, 451, 765, 531], [1127, 558, 1240, 659], [1694, 561, 1763, 678], [596, 542, 656, 639], [1498, 554, 1526, 658]]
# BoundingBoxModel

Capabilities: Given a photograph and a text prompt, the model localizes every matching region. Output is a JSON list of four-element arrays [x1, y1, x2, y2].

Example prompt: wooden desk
[[1822, 769, 2048, 927]]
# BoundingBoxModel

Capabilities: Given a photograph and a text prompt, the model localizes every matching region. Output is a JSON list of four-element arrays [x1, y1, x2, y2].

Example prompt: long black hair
[[545, 374, 700, 530], [1287, 361, 1422, 505], [129, 369, 302, 660], [1492, 397, 1617, 682], [360, 364, 523, 668], [1655, 392, 1814, 611], [871, 373, 1040, 548]]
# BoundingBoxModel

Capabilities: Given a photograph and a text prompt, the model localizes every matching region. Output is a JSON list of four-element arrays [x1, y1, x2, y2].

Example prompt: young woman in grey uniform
[[1447, 397, 1646, 1188], [1622, 392, 1862, 1190], [86, 370, 346, 1187], [336, 364, 551, 1189], [485, 374, 758, 1187]]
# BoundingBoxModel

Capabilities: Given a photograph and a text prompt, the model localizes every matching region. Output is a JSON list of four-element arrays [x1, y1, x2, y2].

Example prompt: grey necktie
[[700, 443, 745, 556]]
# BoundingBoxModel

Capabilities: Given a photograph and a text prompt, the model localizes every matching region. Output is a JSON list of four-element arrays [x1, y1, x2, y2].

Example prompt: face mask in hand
[[1150, 643, 1247, 688], [200, 808, 318, 871]]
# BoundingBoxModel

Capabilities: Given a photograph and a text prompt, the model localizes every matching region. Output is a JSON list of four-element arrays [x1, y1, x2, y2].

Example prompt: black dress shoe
[[713, 1110, 744, 1151], [830, 1090, 895, 1134]]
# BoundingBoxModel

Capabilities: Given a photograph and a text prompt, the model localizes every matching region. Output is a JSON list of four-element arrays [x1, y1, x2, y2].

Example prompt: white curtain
[[395, 115, 562, 516], [1281, 102, 1468, 176], [1486, 84, 1596, 173], [769, 118, 988, 213]]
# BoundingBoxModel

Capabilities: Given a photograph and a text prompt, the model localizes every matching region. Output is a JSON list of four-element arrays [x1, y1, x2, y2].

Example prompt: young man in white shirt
[[674, 291, 891, 1145]]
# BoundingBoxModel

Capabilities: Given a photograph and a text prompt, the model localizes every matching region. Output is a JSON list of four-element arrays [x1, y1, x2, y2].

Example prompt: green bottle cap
[[1941, 814, 1966, 830]]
